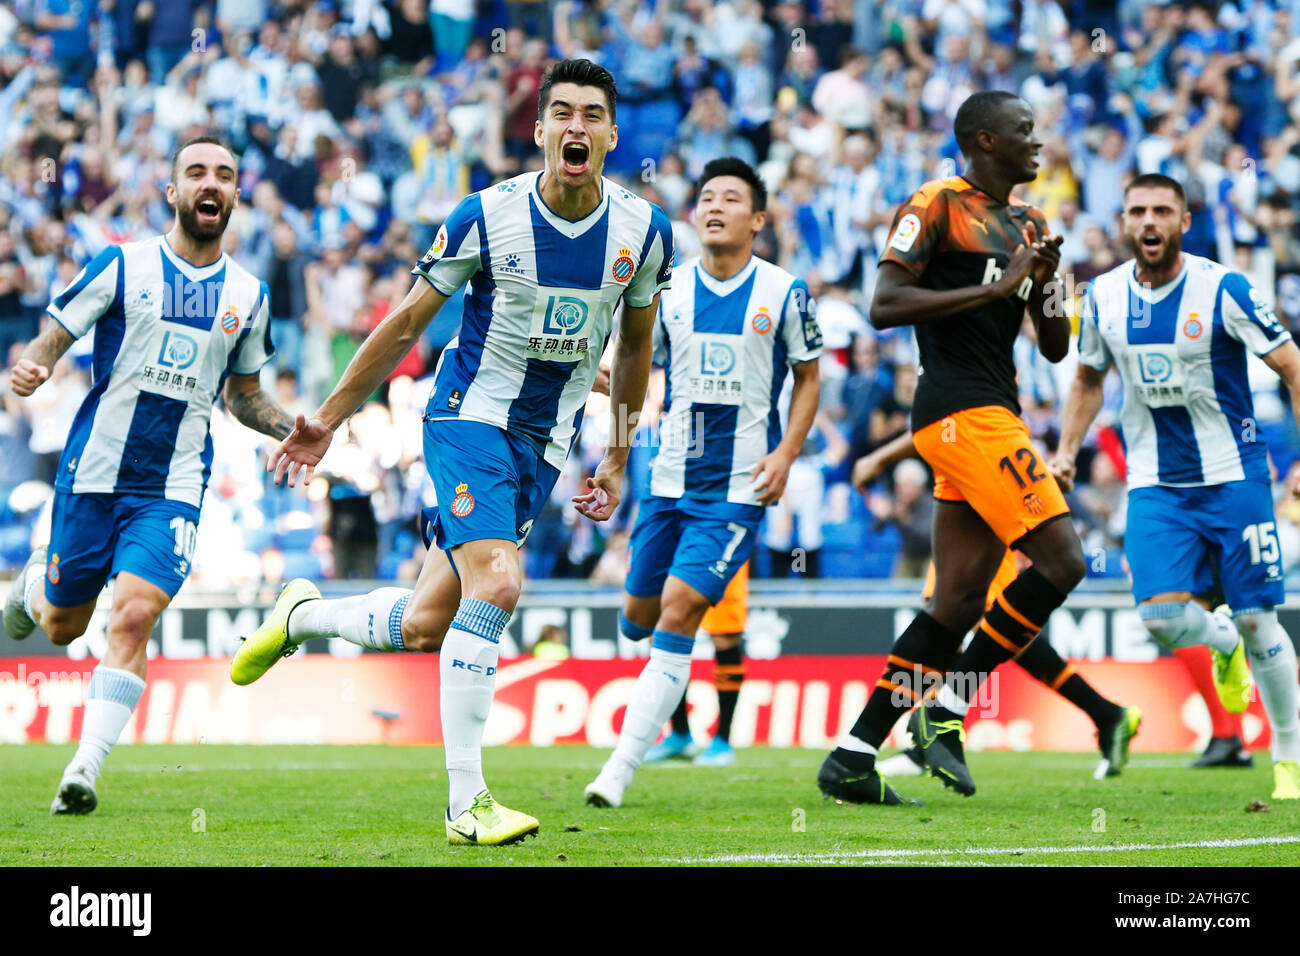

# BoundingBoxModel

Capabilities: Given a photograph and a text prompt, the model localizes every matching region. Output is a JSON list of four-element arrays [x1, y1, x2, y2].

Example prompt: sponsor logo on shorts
[[450, 482, 475, 518], [1022, 492, 1044, 515], [751, 307, 772, 334], [220, 306, 240, 334], [47, 554, 60, 584], [611, 248, 635, 284]]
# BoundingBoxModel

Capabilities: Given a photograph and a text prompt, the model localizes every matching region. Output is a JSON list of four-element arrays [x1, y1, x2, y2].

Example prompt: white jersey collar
[[529, 173, 609, 239], [158, 234, 227, 279], [694, 256, 758, 297]]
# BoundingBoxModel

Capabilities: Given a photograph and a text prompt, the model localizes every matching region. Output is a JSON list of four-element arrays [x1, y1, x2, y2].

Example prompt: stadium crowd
[[4, 0, 1300, 588]]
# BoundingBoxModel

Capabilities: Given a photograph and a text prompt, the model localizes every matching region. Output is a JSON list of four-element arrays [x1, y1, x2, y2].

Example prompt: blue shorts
[[625, 494, 762, 604], [1125, 482, 1286, 612], [46, 492, 201, 607], [421, 418, 561, 551]]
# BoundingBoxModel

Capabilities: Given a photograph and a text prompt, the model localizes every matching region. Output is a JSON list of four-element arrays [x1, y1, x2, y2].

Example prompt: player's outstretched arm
[[9, 322, 75, 397], [573, 294, 660, 521], [1049, 363, 1108, 492], [268, 278, 448, 486]]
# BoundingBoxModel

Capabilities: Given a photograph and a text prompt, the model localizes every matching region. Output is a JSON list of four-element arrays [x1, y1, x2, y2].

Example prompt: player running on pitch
[[816, 90, 1086, 805], [4, 137, 292, 814], [1051, 173, 1300, 800], [645, 559, 750, 767], [232, 59, 674, 844], [584, 156, 821, 808], [856, 432, 1141, 780]]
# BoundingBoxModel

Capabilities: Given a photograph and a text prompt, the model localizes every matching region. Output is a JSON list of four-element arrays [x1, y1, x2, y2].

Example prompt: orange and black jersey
[[879, 176, 1049, 431]]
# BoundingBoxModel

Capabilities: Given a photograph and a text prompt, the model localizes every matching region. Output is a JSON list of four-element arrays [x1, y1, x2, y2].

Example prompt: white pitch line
[[667, 834, 1300, 865]]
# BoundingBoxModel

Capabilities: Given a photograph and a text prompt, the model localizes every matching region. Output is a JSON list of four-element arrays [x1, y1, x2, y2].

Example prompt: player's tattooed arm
[[223, 373, 295, 440], [10, 320, 76, 396]]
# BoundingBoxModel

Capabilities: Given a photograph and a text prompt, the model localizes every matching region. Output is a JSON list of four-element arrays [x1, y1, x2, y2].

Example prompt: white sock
[[72, 666, 145, 780], [835, 734, 877, 756], [1238, 612, 1300, 762], [1140, 602, 1238, 654], [441, 598, 510, 817], [608, 630, 694, 775], [288, 588, 412, 651], [935, 682, 970, 717], [23, 558, 44, 622]]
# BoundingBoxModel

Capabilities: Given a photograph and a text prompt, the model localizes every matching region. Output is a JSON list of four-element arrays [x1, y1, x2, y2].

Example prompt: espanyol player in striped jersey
[[585, 157, 823, 808], [4, 138, 293, 814], [1053, 173, 1300, 801], [232, 59, 674, 845]]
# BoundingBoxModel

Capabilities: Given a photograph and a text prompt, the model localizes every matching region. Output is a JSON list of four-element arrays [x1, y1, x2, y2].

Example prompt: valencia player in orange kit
[[817, 91, 1087, 804]]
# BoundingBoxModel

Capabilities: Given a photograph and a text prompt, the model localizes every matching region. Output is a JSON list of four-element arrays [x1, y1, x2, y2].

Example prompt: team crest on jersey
[[450, 482, 475, 518], [220, 306, 240, 334], [1184, 313, 1203, 339], [1022, 492, 1044, 515], [47, 554, 60, 584], [751, 307, 772, 334], [890, 213, 922, 252], [611, 248, 635, 284]]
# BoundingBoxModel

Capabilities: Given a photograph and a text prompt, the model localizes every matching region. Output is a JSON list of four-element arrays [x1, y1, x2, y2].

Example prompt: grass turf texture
[[1, 745, 1296, 866]]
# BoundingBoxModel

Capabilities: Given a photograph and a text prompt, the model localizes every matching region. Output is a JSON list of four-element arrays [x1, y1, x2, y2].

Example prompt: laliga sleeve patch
[[890, 213, 921, 253]]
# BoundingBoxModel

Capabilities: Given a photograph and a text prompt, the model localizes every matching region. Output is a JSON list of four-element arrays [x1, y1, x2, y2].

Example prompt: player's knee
[[1139, 602, 1191, 647], [400, 609, 447, 653], [42, 615, 86, 646], [1042, 548, 1086, 593], [469, 580, 520, 614], [108, 599, 160, 645], [657, 596, 709, 637]]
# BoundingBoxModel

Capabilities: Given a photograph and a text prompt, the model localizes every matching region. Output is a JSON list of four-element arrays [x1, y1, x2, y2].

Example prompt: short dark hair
[[171, 135, 237, 184], [1125, 173, 1187, 208], [538, 58, 618, 123], [953, 90, 1022, 156], [698, 157, 768, 212]]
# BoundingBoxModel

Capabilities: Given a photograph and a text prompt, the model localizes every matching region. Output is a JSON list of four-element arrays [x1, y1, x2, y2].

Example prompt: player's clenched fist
[[10, 360, 49, 397]]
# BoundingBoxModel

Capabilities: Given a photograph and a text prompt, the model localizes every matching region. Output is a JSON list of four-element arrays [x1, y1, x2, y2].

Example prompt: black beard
[[1139, 238, 1181, 276], [177, 199, 231, 242]]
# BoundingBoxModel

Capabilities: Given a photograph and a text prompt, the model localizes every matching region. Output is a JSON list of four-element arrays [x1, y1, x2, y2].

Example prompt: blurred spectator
[[867, 456, 932, 577]]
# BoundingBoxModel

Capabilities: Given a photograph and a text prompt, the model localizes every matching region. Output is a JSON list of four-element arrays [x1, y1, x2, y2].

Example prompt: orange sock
[[1174, 645, 1243, 739]]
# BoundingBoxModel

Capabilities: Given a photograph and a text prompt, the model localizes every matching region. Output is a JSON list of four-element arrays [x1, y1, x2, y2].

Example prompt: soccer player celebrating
[[233, 59, 674, 844], [816, 90, 1085, 805], [3, 138, 292, 814], [1052, 173, 1300, 800], [585, 157, 822, 808]]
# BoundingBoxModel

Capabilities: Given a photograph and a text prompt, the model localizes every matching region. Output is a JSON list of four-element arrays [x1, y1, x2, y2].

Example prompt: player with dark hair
[[5, 137, 294, 814], [1053, 172, 1300, 800], [235, 60, 676, 843], [585, 155, 821, 807], [816, 90, 1085, 804]]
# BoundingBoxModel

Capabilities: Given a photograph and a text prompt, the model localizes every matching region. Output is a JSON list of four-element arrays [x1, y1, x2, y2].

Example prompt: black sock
[[1014, 637, 1121, 728], [670, 692, 689, 737], [767, 548, 791, 578], [832, 611, 966, 770], [714, 644, 743, 742], [938, 567, 1067, 717]]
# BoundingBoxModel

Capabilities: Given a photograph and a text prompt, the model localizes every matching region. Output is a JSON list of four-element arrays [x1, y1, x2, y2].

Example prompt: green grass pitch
[[1, 745, 1297, 866]]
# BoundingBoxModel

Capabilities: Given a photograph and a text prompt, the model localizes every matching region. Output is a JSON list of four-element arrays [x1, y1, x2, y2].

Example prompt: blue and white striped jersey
[[650, 255, 823, 505], [413, 172, 674, 470], [47, 235, 274, 508], [1079, 254, 1290, 488]]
